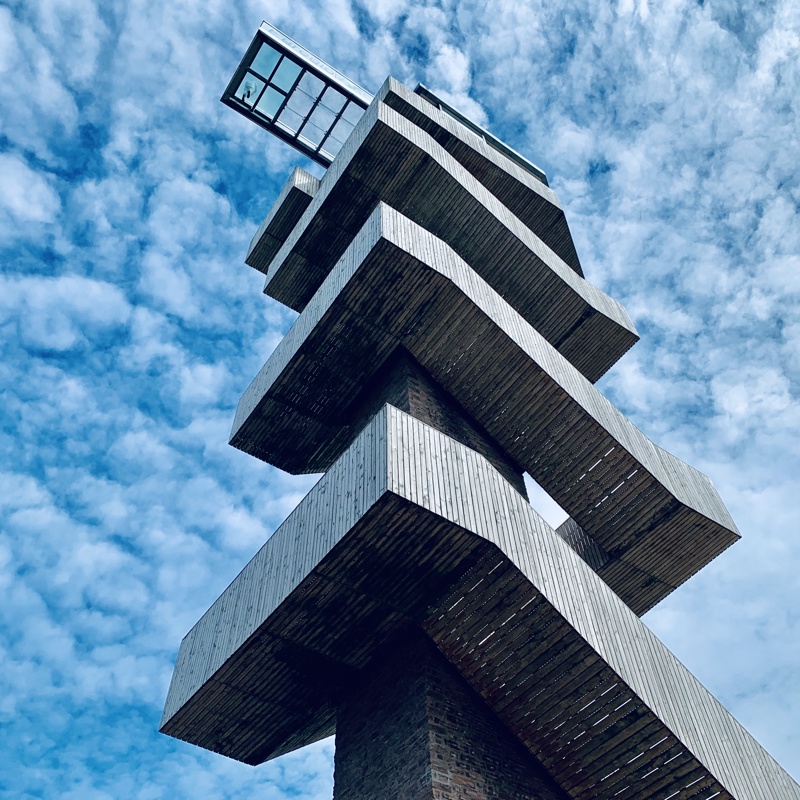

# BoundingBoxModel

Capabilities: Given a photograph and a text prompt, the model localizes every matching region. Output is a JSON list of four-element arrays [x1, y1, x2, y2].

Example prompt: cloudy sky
[[1, 0, 798, 796]]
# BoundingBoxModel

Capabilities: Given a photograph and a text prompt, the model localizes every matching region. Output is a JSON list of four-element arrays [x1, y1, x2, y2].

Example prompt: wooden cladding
[[155, 71, 799, 800], [245, 167, 318, 274], [261, 101, 637, 382], [231, 203, 737, 613], [162, 408, 799, 800]]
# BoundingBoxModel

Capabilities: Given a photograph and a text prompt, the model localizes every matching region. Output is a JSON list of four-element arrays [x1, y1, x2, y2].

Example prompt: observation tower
[[160, 23, 800, 800]]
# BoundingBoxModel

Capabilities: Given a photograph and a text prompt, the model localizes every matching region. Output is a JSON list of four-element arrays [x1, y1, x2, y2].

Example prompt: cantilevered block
[[231, 202, 737, 613], [245, 167, 319, 273], [262, 99, 637, 382], [382, 78, 583, 275], [162, 406, 799, 800], [221, 22, 372, 168]]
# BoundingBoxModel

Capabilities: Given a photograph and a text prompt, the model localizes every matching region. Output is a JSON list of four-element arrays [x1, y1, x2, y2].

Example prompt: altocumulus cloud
[[0, 0, 798, 797]]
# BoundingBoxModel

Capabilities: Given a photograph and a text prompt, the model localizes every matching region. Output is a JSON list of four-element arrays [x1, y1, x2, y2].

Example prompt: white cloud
[[0, 274, 131, 350], [178, 361, 229, 404], [0, 153, 61, 225], [0, 10, 79, 163], [0, 7, 21, 76]]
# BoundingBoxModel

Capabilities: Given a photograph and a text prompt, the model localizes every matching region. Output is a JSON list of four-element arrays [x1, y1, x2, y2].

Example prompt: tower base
[[334, 630, 568, 800]]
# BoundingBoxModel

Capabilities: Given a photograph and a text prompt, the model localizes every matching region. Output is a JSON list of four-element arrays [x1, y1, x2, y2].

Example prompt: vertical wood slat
[[245, 166, 319, 273], [376, 77, 582, 274], [163, 73, 798, 800], [230, 202, 738, 613], [162, 408, 800, 800], [261, 101, 636, 382]]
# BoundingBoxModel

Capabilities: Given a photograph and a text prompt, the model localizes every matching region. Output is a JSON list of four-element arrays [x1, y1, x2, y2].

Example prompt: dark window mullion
[[316, 98, 350, 154], [295, 84, 329, 139], [271, 65, 306, 125], [251, 52, 283, 84], [250, 86, 287, 122], [246, 70, 269, 110], [242, 50, 285, 109]]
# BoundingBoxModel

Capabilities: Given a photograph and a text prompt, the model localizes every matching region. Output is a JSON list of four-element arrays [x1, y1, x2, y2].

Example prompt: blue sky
[[1, 0, 798, 797]]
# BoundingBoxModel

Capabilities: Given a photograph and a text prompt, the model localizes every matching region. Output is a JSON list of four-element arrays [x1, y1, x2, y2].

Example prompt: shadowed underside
[[231, 203, 738, 614], [260, 100, 636, 384], [333, 629, 571, 800], [161, 408, 799, 800]]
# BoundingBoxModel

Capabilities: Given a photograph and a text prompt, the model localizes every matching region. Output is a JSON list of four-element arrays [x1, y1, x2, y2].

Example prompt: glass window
[[250, 43, 281, 80], [308, 104, 337, 134], [223, 24, 374, 167], [298, 71, 324, 97], [236, 73, 265, 107], [341, 101, 364, 126], [329, 116, 355, 144], [255, 86, 285, 120], [319, 140, 344, 161], [286, 88, 316, 118], [298, 122, 327, 148], [319, 87, 346, 114], [271, 58, 302, 92], [276, 106, 305, 134]]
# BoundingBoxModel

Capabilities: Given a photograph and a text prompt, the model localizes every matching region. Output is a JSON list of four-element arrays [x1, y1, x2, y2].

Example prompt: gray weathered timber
[[245, 167, 318, 274], [262, 100, 637, 382], [230, 203, 738, 612], [379, 78, 583, 276], [161, 407, 800, 800]]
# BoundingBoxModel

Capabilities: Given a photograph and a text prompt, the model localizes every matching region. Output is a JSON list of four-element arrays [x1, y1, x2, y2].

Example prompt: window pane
[[341, 101, 365, 126], [330, 117, 355, 144], [320, 133, 345, 160], [255, 86, 285, 119], [286, 88, 315, 117], [236, 73, 265, 107], [276, 106, 305, 134], [250, 43, 280, 80], [298, 122, 327, 148], [319, 87, 346, 114], [309, 104, 337, 133], [271, 58, 302, 92], [298, 71, 324, 97]]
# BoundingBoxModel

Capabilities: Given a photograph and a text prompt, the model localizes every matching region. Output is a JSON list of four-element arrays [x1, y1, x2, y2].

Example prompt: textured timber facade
[[161, 33, 800, 800]]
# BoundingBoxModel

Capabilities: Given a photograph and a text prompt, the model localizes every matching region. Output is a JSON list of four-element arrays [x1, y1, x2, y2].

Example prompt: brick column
[[333, 630, 569, 800]]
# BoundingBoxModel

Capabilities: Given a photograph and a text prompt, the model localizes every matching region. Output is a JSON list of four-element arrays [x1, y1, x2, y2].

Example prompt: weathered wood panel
[[347, 348, 529, 496], [378, 77, 583, 276], [231, 202, 737, 611], [245, 167, 319, 274], [262, 101, 637, 382], [161, 407, 800, 800]]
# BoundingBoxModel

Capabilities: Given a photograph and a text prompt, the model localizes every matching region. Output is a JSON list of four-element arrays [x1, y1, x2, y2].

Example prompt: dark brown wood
[[160, 61, 800, 800], [263, 102, 637, 382], [245, 167, 318, 273]]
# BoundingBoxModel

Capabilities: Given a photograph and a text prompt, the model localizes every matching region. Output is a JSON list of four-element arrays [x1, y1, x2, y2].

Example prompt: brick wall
[[346, 349, 528, 497], [334, 630, 569, 800]]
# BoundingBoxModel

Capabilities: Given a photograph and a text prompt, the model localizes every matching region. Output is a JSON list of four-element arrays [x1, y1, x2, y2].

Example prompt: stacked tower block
[[161, 75, 800, 800]]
